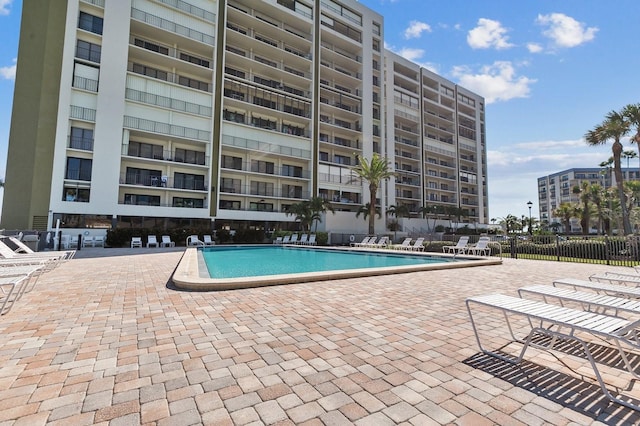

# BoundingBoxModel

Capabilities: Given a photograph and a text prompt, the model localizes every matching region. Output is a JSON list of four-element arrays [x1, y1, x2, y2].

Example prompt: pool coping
[[171, 245, 502, 291]]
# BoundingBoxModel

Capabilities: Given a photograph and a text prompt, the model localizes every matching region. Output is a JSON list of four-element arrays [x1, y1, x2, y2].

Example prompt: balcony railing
[[120, 173, 208, 191], [222, 134, 311, 159], [125, 88, 212, 116], [124, 148, 209, 166], [155, 0, 215, 22], [123, 116, 210, 141], [70, 106, 96, 122], [73, 75, 99, 92], [221, 161, 310, 179], [131, 8, 215, 45], [219, 185, 310, 199]]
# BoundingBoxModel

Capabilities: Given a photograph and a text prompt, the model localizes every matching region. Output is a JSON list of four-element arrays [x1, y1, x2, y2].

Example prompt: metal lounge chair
[[305, 234, 317, 246], [186, 235, 205, 247], [553, 277, 640, 298], [203, 235, 215, 246], [442, 236, 470, 254], [297, 234, 308, 245], [289, 234, 299, 244], [281, 235, 291, 244], [369, 236, 389, 248], [5, 236, 75, 259], [273, 236, 283, 245], [467, 293, 640, 411], [590, 272, 640, 286]]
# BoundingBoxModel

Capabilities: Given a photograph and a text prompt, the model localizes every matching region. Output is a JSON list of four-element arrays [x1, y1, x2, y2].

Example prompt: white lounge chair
[[465, 237, 491, 256], [160, 235, 175, 247], [203, 235, 215, 246], [467, 293, 640, 411], [273, 236, 283, 245], [352, 236, 372, 247], [442, 236, 470, 254], [391, 238, 412, 250], [186, 235, 204, 247], [281, 235, 291, 244], [590, 272, 640, 286], [298, 234, 308, 245], [147, 235, 159, 248], [82, 236, 94, 248], [0, 239, 70, 262], [131, 237, 143, 248], [368, 236, 388, 248], [306, 234, 317, 246], [5, 236, 75, 259], [409, 237, 425, 251], [93, 235, 105, 247], [289, 234, 299, 244], [553, 277, 640, 298]]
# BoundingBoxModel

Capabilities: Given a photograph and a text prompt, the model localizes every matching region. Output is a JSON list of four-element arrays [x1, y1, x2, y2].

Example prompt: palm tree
[[498, 214, 519, 234], [585, 110, 632, 235], [284, 202, 317, 232], [554, 203, 578, 235], [307, 196, 335, 232], [623, 103, 640, 169], [355, 202, 381, 230], [387, 204, 410, 241], [623, 150, 638, 170], [588, 183, 606, 235], [351, 153, 395, 234], [572, 181, 591, 235]]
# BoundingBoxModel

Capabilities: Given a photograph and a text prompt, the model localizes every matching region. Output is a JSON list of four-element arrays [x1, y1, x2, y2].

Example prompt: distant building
[[2, 0, 487, 235], [537, 167, 640, 232]]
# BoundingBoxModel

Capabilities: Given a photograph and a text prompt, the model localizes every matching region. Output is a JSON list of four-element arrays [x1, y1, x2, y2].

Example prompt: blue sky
[[0, 0, 638, 221]]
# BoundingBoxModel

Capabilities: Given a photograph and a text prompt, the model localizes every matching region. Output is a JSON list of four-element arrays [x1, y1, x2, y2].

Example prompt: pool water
[[202, 246, 452, 279]]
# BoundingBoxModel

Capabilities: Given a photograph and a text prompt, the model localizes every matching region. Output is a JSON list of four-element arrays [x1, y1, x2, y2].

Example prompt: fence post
[[555, 234, 560, 262], [510, 236, 517, 259], [605, 234, 610, 265]]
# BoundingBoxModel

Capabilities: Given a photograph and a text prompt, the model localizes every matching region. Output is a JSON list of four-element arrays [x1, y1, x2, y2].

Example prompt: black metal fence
[[488, 235, 640, 267]]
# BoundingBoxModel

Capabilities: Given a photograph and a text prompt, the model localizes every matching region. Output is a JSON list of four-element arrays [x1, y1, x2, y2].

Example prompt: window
[[220, 200, 241, 210], [76, 40, 101, 63], [63, 187, 90, 202], [250, 201, 274, 211], [223, 109, 245, 123], [69, 127, 93, 150], [282, 164, 303, 178], [124, 194, 160, 206], [251, 160, 275, 174], [282, 184, 302, 198], [128, 141, 163, 160], [131, 63, 168, 81], [319, 151, 329, 162], [172, 197, 204, 208], [222, 155, 243, 170], [334, 155, 351, 165], [221, 178, 241, 193], [250, 181, 274, 196], [125, 167, 162, 186], [174, 173, 205, 190], [66, 157, 92, 181], [78, 12, 103, 35], [134, 38, 169, 55], [174, 148, 205, 165], [178, 75, 209, 91]]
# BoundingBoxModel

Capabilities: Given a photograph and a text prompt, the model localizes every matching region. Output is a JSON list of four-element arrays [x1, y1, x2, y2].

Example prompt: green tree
[[387, 204, 410, 241], [554, 203, 579, 235], [498, 214, 519, 234], [355, 202, 381, 230], [307, 196, 335, 232], [351, 153, 395, 234], [586, 110, 632, 235], [623, 103, 640, 168], [588, 183, 606, 235], [623, 149, 638, 170], [285, 202, 317, 232], [572, 181, 591, 235]]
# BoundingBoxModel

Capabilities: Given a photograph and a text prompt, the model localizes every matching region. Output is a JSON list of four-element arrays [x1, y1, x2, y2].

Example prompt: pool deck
[[1, 246, 640, 425]]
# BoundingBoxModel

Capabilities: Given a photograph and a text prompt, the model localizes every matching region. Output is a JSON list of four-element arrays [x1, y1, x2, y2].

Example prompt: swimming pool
[[171, 245, 501, 291]]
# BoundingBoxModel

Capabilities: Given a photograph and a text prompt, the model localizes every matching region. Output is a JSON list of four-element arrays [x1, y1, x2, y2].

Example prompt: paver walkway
[[1, 247, 640, 425]]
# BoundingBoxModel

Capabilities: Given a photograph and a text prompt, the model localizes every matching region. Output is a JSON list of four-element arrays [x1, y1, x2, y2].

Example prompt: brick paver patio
[[1, 247, 640, 425]]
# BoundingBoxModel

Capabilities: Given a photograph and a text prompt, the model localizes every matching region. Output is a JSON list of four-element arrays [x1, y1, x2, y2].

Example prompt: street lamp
[[527, 201, 533, 235]]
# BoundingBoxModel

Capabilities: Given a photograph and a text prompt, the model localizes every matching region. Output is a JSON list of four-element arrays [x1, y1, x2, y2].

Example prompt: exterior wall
[[2, 0, 68, 230], [2, 0, 488, 236]]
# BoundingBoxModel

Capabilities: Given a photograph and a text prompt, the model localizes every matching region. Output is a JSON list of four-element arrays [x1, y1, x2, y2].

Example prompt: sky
[[0, 0, 639, 222]]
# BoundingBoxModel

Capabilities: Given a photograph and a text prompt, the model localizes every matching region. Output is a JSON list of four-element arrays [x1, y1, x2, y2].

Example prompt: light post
[[527, 201, 533, 235]]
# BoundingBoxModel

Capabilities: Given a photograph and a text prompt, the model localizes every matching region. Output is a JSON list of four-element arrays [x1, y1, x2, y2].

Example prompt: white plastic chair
[[131, 237, 143, 248]]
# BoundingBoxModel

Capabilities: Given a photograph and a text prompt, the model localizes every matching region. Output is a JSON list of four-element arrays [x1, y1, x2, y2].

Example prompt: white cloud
[[526, 42, 543, 53], [536, 13, 598, 48], [451, 61, 536, 104], [0, 0, 12, 16], [397, 47, 425, 62], [467, 18, 514, 50], [403, 20, 431, 39], [0, 58, 16, 80]]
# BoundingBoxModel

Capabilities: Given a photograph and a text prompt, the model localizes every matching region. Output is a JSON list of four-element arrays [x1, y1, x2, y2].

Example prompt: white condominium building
[[2, 0, 487, 235]]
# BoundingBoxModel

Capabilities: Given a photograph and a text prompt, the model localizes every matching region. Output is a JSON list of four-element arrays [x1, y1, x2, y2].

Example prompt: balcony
[[120, 173, 208, 191]]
